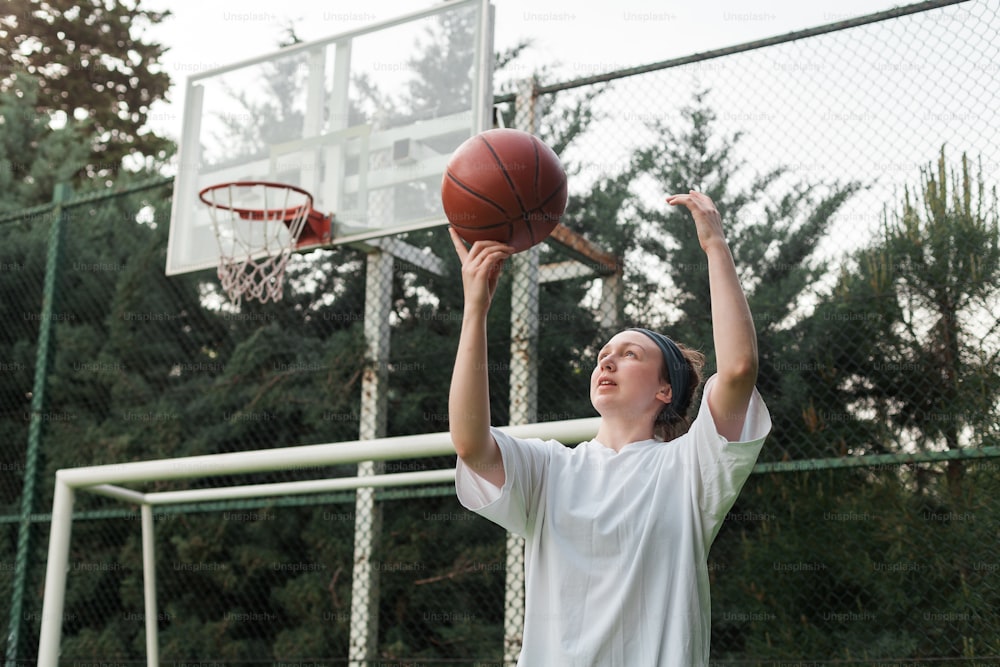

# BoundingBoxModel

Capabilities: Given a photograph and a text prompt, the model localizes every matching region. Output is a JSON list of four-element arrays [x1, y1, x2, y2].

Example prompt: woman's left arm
[[666, 191, 758, 441]]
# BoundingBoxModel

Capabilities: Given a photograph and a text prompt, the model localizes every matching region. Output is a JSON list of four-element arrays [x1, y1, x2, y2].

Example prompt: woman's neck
[[593, 418, 657, 452]]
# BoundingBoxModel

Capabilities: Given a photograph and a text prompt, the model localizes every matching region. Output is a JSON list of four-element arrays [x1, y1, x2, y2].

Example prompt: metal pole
[[503, 77, 541, 666], [504, 238, 537, 660], [599, 272, 623, 331], [141, 505, 160, 667], [348, 248, 392, 666], [36, 478, 76, 667], [7, 183, 70, 666]]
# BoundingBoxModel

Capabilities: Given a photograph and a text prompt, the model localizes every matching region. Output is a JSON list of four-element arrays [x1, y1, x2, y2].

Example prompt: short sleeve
[[454, 427, 552, 537], [685, 375, 772, 545]]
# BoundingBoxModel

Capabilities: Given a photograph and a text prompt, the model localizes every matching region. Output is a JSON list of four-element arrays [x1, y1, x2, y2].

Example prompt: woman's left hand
[[666, 191, 727, 253]]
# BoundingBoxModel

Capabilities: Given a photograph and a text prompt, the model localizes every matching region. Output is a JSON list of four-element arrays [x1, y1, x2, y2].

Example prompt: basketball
[[441, 128, 568, 252]]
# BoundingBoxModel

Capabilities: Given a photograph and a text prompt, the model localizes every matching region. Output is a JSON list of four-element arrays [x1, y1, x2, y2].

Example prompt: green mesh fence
[[1, 0, 998, 664]]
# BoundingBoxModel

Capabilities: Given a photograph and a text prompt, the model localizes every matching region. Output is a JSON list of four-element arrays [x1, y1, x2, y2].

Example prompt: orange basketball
[[441, 128, 567, 252]]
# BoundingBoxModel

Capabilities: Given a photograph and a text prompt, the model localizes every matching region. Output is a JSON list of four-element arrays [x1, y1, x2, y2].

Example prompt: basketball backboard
[[166, 0, 494, 276]]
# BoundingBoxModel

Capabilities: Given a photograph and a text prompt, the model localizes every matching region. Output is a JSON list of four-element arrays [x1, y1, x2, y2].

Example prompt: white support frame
[[36, 418, 599, 667]]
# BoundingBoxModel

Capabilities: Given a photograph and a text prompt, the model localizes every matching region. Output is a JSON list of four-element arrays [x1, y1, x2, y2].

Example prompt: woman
[[448, 191, 771, 665]]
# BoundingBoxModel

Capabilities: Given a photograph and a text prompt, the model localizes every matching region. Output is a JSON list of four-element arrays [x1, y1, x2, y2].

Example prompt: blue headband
[[627, 328, 693, 418]]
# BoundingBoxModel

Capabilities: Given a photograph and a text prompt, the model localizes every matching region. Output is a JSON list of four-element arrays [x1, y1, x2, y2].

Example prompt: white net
[[200, 182, 314, 305]]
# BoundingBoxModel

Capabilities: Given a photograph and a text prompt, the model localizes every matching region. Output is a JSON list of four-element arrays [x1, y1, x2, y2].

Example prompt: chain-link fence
[[2, 0, 999, 663]]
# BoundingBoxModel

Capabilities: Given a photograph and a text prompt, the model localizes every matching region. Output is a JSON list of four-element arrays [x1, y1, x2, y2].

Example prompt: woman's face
[[590, 331, 672, 422]]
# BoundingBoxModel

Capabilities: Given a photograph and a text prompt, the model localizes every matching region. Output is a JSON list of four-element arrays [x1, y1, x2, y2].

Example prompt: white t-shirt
[[455, 375, 771, 666]]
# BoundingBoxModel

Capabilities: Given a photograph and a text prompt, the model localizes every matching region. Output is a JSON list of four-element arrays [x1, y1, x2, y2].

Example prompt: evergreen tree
[[709, 150, 1000, 660], [809, 148, 1000, 474], [0, 75, 95, 519], [1, 0, 173, 182], [0, 75, 90, 211]]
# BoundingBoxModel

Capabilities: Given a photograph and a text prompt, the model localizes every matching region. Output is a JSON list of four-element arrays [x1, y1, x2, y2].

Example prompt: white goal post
[[37, 417, 600, 667]]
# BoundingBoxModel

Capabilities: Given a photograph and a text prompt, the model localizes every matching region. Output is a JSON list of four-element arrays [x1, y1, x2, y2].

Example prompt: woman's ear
[[656, 384, 672, 406]]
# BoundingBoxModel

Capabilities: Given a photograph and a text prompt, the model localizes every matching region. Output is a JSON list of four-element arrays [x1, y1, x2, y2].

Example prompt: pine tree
[[810, 148, 1000, 471], [1, 0, 173, 183], [0, 76, 91, 210]]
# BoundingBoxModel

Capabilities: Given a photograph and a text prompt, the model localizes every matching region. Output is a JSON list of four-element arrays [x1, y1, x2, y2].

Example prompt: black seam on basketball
[[449, 219, 517, 231], [538, 175, 567, 211], [445, 171, 510, 217], [518, 213, 534, 247], [519, 174, 567, 244], [479, 135, 528, 216]]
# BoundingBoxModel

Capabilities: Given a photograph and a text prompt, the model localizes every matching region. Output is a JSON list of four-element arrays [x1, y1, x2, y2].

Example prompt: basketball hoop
[[199, 181, 331, 305]]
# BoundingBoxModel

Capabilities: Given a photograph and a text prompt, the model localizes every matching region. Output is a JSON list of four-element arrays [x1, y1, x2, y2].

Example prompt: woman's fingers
[[450, 228, 515, 268], [451, 229, 515, 306], [465, 244, 513, 282], [666, 190, 725, 248]]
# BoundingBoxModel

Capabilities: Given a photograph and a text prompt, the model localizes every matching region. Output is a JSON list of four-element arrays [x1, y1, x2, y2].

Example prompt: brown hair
[[653, 342, 706, 442]]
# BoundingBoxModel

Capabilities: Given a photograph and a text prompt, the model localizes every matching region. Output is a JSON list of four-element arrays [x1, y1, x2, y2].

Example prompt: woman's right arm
[[448, 229, 512, 488]]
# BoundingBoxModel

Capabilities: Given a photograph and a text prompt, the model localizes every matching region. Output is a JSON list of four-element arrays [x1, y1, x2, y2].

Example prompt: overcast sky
[[143, 0, 907, 143]]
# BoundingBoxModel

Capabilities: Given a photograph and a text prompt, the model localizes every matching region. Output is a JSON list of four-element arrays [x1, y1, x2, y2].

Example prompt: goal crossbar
[[87, 468, 459, 506]]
